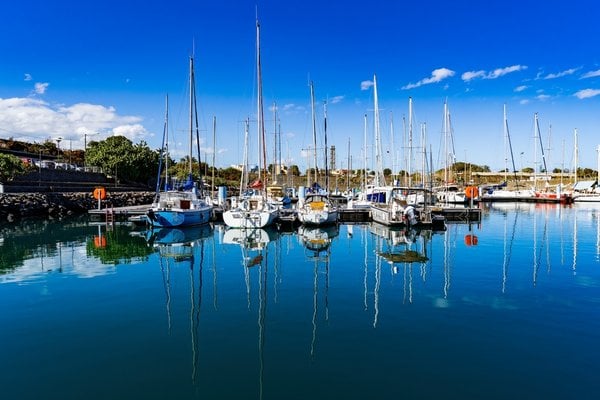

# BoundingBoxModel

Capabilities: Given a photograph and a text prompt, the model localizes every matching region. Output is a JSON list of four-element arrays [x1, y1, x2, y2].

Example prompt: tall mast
[[373, 74, 384, 186], [310, 81, 319, 186], [212, 115, 216, 196], [389, 111, 395, 185], [363, 113, 368, 191], [504, 104, 519, 186], [574, 128, 579, 184], [188, 56, 194, 176], [443, 100, 448, 186], [272, 101, 278, 181], [324, 100, 329, 193], [408, 97, 413, 187], [256, 18, 267, 194]]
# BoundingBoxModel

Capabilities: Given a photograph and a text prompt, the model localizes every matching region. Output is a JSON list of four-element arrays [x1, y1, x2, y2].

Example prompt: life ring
[[465, 186, 478, 199], [93, 187, 106, 200]]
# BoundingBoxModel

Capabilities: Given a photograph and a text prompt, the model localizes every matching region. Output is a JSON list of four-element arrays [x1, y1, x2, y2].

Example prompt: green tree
[[85, 136, 159, 184], [0, 153, 27, 182], [288, 165, 300, 176]]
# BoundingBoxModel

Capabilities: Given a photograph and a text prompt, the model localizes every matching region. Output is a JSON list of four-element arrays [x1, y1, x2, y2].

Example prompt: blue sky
[[1, 0, 599, 173]]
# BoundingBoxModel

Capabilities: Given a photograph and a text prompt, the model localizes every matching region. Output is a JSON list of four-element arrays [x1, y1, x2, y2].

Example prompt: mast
[[212, 116, 216, 197], [534, 113, 548, 181], [155, 95, 169, 200], [310, 81, 319, 187], [443, 100, 448, 186], [272, 101, 278, 182], [373, 74, 384, 186], [256, 18, 267, 196], [363, 113, 368, 192], [240, 119, 250, 196], [504, 104, 519, 187], [189, 57, 194, 177], [573, 128, 579, 184], [408, 97, 413, 187], [389, 111, 395, 185], [324, 100, 329, 193]]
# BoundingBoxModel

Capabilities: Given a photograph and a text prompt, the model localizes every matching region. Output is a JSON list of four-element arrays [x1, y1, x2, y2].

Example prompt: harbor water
[[1, 202, 599, 399]]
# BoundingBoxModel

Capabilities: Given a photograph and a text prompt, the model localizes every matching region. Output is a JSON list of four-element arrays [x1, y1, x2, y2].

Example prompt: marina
[[2, 203, 600, 399]]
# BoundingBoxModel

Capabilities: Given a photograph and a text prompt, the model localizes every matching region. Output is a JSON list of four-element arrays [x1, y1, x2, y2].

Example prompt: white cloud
[[24, 73, 32, 81], [574, 89, 600, 99], [330, 95, 344, 104], [514, 85, 528, 92], [361, 80, 374, 90], [402, 68, 455, 90], [486, 65, 527, 79], [536, 94, 551, 101], [519, 99, 530, 105], [543, 67, 579, 79], [581, 69, 600, 79], [34, 82, 49, 94], [461, 70, 486, 81], [0, 97, 150, 146]]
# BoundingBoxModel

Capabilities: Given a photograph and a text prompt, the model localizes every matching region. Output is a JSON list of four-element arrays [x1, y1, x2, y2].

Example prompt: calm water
[[1, 203, 599, 400]]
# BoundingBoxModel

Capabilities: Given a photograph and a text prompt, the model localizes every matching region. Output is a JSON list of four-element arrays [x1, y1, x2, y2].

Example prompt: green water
[[1, 203, 599, 399]]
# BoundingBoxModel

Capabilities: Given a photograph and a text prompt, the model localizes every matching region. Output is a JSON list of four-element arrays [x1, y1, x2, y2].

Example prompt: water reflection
[[0, 219, 151, 282], [2, 206, 600, 399], [297, 225, 339, 358]]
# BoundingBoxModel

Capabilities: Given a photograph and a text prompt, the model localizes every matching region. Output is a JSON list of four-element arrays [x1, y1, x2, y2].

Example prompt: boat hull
[[146, 207, 212, 228], [223, 209, 278, 229], [297, 210, 338, 226]]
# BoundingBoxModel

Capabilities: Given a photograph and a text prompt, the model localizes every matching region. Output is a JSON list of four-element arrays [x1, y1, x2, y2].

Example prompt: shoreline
[[0, 191, 154, 223]]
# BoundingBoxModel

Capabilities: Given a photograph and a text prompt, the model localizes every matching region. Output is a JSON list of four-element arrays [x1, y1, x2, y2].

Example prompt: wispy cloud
[[461, 70, 486, 81], [574, 88, 600, 99], [24, 73, 32, 81], [0, 97, 150, 145], [581, 69, 600, 79], [520, 99, 530, 105], [330, 95, 344, 104], [514, 85, 528, 92], [461, 65, 527, 81], [34, 82, 49, 94], [488, 65, 527, 79], [361, 80, 374, 90], [536, 94, 551, 101], [402, 68, 455, 90], [542, 67, 580, 80]]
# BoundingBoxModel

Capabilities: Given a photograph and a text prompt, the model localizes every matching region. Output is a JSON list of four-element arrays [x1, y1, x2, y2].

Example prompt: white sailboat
[[480, 104, 534, 202], [297, 81, 338, 226], [223, 18, 278, 229], [146, 58, 213, 228]]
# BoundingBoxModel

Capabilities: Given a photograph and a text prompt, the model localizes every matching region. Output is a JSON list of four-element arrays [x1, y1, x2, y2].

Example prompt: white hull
[[297, 209, 338, 226], [223, 209, 278, 229]]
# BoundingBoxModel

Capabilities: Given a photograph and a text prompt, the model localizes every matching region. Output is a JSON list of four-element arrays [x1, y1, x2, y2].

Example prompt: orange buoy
[[464, 234, 478, 246], [93, 187, 106, 200], [94, 235, 107, 248]]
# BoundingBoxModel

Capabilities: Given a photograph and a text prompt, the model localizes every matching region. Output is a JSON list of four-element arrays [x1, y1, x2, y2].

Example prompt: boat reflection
[[297, 224, 339, 254], [146, 225, 213, 261]]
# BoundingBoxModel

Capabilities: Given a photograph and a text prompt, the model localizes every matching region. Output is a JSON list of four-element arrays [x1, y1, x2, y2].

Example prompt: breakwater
[[0, 192, 154, 222]]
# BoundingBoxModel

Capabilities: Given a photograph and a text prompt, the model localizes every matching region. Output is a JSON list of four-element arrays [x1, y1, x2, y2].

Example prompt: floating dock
[[87, 204, 482, 224]]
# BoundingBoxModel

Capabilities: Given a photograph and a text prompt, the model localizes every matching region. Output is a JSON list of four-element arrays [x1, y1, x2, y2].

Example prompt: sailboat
[[480, 104, 534, 202], [433, 100, 467, 205], [146, 57, 213, 228], [297, 81, 339, 226], [222, 18, 279, 229]]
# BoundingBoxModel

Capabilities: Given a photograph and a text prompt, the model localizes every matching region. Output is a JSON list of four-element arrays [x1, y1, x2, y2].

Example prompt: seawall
[[0, 191, 154, 222]]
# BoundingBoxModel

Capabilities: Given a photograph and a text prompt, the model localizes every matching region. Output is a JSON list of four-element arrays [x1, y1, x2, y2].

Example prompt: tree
[[288, 165, 300, 176], [383, 168, 392, 176], [85, 136, 160, 184], [0, 153, 27, 182]]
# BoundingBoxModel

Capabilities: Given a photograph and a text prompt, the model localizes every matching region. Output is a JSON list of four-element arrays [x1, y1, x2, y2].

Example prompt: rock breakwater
[[0, 191, 154, 222]]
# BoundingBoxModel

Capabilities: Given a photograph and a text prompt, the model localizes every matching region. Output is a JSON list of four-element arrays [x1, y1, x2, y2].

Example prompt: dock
[[87, 204, 482, 225]]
